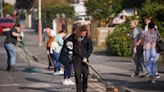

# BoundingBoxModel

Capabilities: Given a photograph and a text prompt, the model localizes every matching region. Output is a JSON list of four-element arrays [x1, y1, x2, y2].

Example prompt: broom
[[83, 60, 118, 92], [20, 37, 38, 73]]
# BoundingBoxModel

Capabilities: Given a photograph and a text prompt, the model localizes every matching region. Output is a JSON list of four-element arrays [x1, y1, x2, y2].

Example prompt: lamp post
[[0, 0, 3, 18], [38, 0, 42, 46]]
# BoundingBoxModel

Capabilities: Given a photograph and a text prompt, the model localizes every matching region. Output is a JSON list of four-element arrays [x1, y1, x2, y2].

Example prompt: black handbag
[[156, 38, 164, 53]]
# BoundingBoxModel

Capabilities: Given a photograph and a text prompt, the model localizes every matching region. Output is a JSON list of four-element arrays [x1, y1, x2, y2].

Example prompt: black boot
[[10, 66, 17, 72], [6, 67, 10, 71], [83, 89, 87, 92]]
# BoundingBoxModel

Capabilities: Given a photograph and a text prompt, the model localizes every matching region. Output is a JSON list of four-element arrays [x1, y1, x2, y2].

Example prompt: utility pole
[[0, 0, 3, 18], [38, 0, 42, 46]]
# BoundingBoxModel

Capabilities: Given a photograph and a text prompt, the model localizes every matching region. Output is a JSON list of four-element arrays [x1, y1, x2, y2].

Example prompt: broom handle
[[20, 38, 30, 67], [83, 61, 109, 86]]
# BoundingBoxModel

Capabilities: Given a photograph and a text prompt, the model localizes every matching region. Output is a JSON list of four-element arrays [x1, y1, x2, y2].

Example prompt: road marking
[[0, 83, 55, 88], [0, 83, 21, 87]]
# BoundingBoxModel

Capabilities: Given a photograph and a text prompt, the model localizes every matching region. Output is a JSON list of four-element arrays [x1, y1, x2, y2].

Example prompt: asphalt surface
[[0, 31, 106, 92], [0, 30, 164, 92]]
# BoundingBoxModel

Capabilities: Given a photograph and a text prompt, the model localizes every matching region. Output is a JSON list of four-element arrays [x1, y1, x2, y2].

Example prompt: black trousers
[[47, 47, 53, 67], [73, 62, 89, 92]]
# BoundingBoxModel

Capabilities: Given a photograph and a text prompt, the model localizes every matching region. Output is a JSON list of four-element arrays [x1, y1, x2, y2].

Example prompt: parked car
[[110, 8, 135, 27], [0, 17, 16, 34]]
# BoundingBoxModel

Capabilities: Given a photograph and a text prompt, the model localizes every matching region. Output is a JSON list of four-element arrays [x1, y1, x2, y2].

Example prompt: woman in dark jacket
[[66, 24, 93, 92]]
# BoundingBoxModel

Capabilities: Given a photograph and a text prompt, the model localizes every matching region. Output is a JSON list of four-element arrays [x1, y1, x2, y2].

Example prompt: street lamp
[[38, 0, 42, 46], [0, 0, 3, 18]]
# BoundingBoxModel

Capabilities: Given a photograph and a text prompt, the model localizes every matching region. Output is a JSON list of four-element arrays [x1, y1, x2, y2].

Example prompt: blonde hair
[[130, 20, 139, 27]]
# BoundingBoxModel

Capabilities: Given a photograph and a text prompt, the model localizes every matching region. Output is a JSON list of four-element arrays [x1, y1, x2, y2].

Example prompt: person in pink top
[[144, 16, 160, 79], [142, 21, 158, 83]]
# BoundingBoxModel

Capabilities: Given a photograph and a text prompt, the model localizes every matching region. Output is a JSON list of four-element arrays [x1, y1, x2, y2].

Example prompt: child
[[59, 41, 75, 85]]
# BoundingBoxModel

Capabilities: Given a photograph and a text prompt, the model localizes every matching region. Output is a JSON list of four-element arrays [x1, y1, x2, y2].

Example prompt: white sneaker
[[151, 79, 156, 84], [68, 79, 75, 85], [58, 70, 64, 75], [53, 72, 60, 75], [63, 79, 70, 85], [155, 73, 160, 79], [155, 74, 160, 79]]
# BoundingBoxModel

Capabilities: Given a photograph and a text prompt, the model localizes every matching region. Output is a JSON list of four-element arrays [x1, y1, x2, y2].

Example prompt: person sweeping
[[4, 23, 23, 71], [66, 24, 93, 92]]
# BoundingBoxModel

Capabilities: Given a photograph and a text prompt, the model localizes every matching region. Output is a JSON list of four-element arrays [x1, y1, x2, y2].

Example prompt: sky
[[4, 0, 16, 5]]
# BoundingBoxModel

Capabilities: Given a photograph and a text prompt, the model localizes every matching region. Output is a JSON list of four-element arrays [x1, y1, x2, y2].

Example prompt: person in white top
[[43, 25, 56, 70]]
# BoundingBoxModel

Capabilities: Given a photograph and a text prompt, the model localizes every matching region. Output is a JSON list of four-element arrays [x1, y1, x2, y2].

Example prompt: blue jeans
[[64, 64, 72, 79], [52, 51, 61, 72], [4, 43, 16, 68], [145, 48, 157, 77]]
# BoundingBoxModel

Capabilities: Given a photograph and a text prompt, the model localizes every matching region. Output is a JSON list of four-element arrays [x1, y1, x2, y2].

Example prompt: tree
[[121, 0, 144, 9], [140, 0, 164, 37], [41, 0, 69, 13], [44, 5, 74, 25], [84, 0, 122, 27], [15, 0, 34, 9], [3, 3, 14, 16], [40, 0, 74, 26]]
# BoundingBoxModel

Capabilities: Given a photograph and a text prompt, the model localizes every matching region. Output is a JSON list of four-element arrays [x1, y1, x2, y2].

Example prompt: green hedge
[[140, 2, 164, 37], [106, 24, 131, 56]]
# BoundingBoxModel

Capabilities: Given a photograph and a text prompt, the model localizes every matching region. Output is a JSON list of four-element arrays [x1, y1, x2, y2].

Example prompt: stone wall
[[95, 27, 114, 48]]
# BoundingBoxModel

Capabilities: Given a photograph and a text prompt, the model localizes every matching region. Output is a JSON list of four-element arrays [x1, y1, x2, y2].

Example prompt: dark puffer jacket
[[64, 33, 93, 63], [58, 40, 73, 66]]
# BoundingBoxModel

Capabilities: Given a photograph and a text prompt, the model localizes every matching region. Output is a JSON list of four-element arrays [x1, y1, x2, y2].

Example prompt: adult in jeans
[[130, 20, 144, 77], [144, 16, 160, 78], [4, 24, 22, 71], [66, 24, 93, 92], [51, 30, 67, 75], [142, 21, 158, 83]]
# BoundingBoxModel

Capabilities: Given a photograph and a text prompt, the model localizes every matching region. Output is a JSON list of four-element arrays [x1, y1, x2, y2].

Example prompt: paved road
[[0, 33, 106, 92], [0, 30, 164, 92], [89, 54, 164, 92]]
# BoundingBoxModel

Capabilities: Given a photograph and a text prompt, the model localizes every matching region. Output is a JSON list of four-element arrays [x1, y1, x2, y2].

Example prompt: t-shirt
[[144, 25, 148, 32], [130, 27, 142, 48], [52, 34, 64, 53], [4, 27, 18, 45]]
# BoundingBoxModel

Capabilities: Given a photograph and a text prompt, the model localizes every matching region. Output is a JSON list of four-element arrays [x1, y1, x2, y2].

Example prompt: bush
[[106, 24, 131, 56]]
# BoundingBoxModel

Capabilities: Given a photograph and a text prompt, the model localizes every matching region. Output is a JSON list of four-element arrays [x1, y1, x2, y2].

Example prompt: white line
[[0, 83, 21, 87]]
